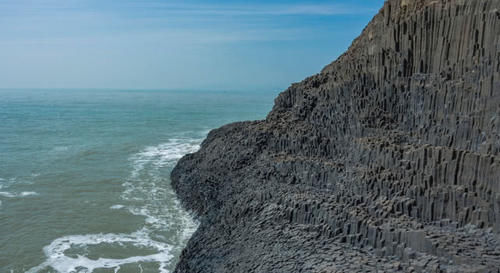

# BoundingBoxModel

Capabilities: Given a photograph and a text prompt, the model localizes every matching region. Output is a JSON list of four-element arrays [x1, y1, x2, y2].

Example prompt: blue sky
[[0, 0, 384, 90]]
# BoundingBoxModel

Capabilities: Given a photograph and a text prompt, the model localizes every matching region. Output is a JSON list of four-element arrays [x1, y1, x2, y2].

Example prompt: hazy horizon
[[0, 0, 384, 90]]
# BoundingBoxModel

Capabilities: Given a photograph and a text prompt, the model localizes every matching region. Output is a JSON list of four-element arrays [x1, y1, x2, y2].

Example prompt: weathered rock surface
[[172, 0, 500, 272]]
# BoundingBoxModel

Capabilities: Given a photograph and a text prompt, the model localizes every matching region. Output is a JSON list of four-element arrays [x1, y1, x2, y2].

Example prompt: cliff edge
[[172, 0, 500, 272]]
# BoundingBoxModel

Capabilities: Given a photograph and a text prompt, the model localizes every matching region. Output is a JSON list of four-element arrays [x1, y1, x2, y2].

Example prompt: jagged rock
[[171, 0, 500, 272]]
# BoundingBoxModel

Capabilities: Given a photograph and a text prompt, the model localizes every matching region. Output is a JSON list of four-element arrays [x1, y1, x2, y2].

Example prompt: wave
[[26, 229, 173, 273], [124, 138, 200, 232], [129, 138, 200, 178], [110, 204, 125, 210], [0, 177, 19, 188], [52, 146, 69, 152], [28, 137, 202, 273], [0, 191, 38, 198]]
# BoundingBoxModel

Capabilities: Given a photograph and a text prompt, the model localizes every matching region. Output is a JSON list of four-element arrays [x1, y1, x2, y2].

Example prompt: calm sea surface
[[0, 89, 277, 273]]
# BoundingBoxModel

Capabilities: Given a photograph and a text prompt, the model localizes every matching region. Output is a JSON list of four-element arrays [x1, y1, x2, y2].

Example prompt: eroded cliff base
[[172, 0, 500, 272]]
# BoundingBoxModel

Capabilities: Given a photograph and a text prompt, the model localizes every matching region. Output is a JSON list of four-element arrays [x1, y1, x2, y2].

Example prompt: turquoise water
[[0, 89, 277, 273]]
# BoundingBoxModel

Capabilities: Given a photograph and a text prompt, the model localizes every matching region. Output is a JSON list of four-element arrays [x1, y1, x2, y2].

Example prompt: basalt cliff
[[171, 0, 500, 272]]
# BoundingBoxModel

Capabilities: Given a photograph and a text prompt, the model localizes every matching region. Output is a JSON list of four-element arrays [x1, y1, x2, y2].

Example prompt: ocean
[[0, 89, 277, 273]]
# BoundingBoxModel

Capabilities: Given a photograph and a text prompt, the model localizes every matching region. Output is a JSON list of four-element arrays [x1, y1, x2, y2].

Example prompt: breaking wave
[[28, 137, 202, 273]]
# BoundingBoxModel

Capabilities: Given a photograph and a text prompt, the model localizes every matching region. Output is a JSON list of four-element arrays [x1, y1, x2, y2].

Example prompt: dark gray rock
[[171, 0, 500, 272]]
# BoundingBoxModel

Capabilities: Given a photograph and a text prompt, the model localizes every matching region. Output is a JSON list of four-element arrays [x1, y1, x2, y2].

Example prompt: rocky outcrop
[[171, 0, 500, 272]]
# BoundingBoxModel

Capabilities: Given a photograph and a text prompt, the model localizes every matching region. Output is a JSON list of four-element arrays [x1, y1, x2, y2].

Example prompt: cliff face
[[171, 0, 500, 272]]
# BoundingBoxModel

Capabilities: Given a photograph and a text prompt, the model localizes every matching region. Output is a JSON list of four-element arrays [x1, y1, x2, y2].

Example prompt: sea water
[[0, 89, 277, 273]]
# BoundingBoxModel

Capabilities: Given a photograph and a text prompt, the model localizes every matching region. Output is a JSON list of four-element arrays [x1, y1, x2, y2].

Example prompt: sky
[[0, 0, 385, 91]]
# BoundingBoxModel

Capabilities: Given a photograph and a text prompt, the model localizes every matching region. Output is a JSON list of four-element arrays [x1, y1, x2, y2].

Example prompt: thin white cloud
[[120, 2, 375, 16], [0, 0, 378, 45], [0, 1, 375, 17], [275, 4, 365, 15], [0, 26, 307, 47]]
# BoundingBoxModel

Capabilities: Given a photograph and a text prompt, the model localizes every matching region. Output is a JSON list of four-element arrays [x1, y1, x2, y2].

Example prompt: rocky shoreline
[[172, 0, 500, 272]]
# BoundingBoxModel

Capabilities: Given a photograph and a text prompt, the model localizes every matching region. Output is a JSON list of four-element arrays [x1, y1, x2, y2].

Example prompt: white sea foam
[[0, 177, 17, 188], [124, 138, 200, 230], [26, 229, 174, 273], [129, 138, 200, 179], [0, 191, 38, 198], [20, 191, 38, 196], [0, 192, 15, 198], [123, 138, 200, 250], [29, 137, 201, 273], [110, 204, 125, 210]]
